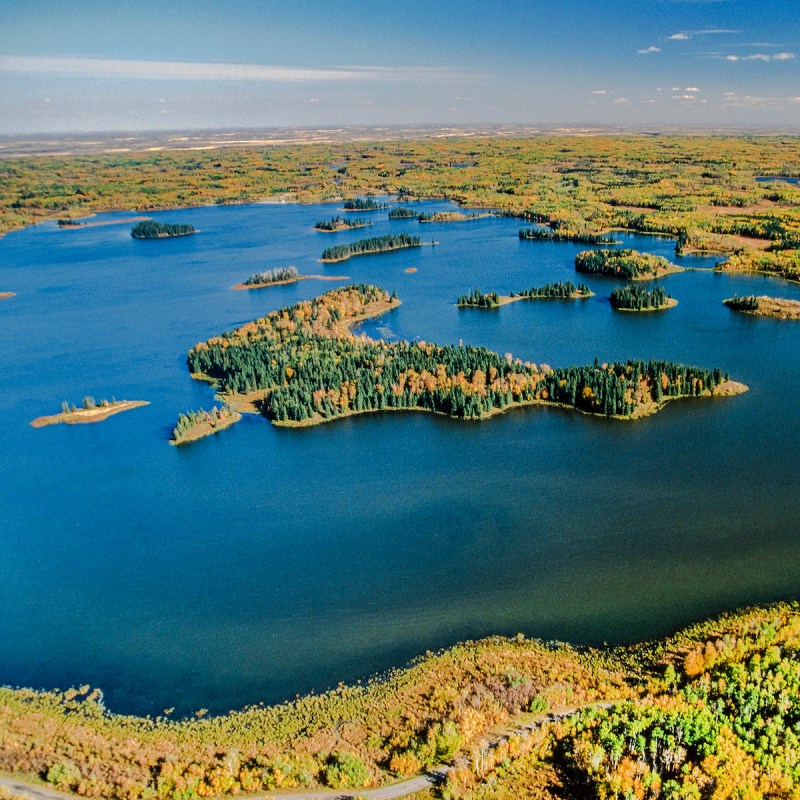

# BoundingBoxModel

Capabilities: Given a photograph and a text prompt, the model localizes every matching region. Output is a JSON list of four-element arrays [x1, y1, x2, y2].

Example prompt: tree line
[[513, 281, 592, 299], [575, 248, 675, 279], [315, 215, 371, 230], [343, 197, 387, 210], [519, 227, 615, 244]]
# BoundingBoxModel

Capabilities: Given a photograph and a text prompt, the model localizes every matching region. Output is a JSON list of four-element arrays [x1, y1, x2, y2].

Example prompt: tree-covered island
[[170, 406, 241, 445], [342, 197, 388, 211], [575, 248, 684, 280], [187, 284, 745, 426], [130, 220, 195, 239], [610, 284, 677, 312], [320, 233, 424, 263], [314, 215, 372, 232], [417, 211, 491, 223], [30, 397, 150, 428], [388, 206, 418, 219], [724, 294, 800, 320], [233, 266, 348, 291], [458, 282, 594, 308]]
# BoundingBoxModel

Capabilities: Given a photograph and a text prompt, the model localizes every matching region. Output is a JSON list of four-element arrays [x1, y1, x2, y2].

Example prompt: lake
[[1, 200, 799, 717]]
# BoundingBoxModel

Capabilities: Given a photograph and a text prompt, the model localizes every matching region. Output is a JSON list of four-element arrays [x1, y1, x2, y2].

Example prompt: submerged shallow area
[[1, 199, 799, 716]]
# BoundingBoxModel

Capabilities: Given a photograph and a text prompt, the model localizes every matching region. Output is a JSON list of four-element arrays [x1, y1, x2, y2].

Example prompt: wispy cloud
[[591, 89, 609, 95], [0, 55, 473, 83], [722, 91, 800, 107], [725, 52, 794, 62], [638, 46, 661, 54], [667, 29, 739, 40]]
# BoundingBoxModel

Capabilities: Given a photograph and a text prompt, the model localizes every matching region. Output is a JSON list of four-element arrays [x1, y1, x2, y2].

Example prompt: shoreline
[[30, 400, 149, 428], [232, 274, 348, 290]]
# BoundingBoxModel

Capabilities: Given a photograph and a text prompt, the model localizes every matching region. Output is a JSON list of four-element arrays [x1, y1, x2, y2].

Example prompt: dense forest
[[314, 215, 370, 231], [388, 206, 417, 219], [610, 284, 672, 311], [187, 284, 736, 424], [243, 266, 298, 286], [457, 288, 500, 308], [342, 197, 387, 211], [519, 227, 615, 244], [130, 220, 195, 239], [514, 280, 592, 299], [575, 247, 680, 279], [320, 233, 422, 262], [3, 603, 800, 800]]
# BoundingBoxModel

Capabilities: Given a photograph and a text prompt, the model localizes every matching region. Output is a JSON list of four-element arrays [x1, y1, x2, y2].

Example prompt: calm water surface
[[1, 201, 798, 715]]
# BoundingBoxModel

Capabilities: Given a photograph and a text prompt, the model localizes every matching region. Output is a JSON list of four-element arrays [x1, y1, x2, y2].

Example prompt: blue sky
[[1, 0, 798, 133]]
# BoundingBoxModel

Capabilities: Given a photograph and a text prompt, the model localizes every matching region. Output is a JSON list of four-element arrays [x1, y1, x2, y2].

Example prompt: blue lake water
[[1, 201, 799, 716]]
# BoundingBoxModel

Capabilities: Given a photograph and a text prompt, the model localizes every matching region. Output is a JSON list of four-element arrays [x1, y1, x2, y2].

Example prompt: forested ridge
[[187, 285, 739, 424]]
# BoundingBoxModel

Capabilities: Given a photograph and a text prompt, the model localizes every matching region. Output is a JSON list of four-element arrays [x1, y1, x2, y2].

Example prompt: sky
[[0, 0, 799, 134]]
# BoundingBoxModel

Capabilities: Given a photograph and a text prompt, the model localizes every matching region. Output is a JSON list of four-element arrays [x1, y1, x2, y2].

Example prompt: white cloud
[[0, 54, 472, 83], [668, 33, 691, 40], [722, 91, 800, 107], [611, 97, 630, 105], [638, 46, 661, 54], [726, 52, 794, 62], [684, 87, 701, 92], [591, 89, 608, 95]]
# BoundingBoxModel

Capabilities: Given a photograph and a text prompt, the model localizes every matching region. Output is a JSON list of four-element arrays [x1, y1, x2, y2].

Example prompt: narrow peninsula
[[610, 284, 677, 312], [576, 248, 683, 280], [320, 233, 423, 263], [418, 211, 491, 223], [187, 284, 745, 427], [170, 406, 241, 445], [131, 221, 195, 239], [0, 292, 15, 300], [233, 266, 348, 291], [724, 294, 800, 320], [31, 398, 149, 428]]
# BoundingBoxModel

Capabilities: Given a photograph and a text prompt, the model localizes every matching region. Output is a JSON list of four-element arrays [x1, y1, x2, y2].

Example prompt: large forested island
[[3, 602, 800, 800], [187, 284, 743, 425], [457, 282, 593, 308]]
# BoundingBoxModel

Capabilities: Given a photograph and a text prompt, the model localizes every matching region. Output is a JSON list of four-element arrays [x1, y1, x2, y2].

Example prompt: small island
[[610, 284, 677, 312], [31, 397, 149, 428], [314, 216, 372, 232], [342, 197, 388, 212], [458, 282, 594, 308], [723, 294, 800, 320], [170, 406, 241, 445], [520, 227, 616, 244], [0, 292, 15, 300], [186, 284, 745, 427], [233, 266, 348, 290], [575, 248, 683, 280], [388, 206, 418, 219], [131, 221, 196, 239], [320, 233, 424, 263]]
